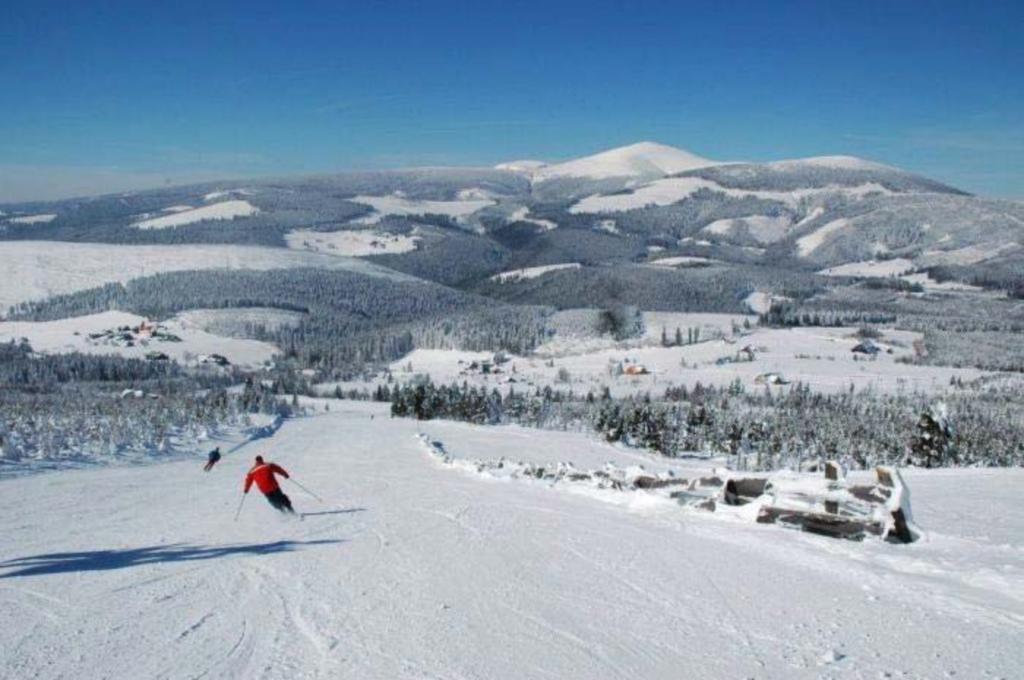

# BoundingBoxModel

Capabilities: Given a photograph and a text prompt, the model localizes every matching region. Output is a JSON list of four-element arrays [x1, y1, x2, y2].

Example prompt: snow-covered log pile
[[418, 434, 920, 543], [680, 463, 922, 543]]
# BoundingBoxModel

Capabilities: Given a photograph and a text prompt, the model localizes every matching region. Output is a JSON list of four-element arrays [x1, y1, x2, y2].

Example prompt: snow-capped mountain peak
[[504, 141, 719, 181]]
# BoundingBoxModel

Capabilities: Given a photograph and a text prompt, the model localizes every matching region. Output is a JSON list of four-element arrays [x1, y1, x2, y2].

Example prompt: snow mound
[[285, 229, 420, 257], [133, 200, 259, 230], [744, 291, 789, 314], [419, 433, 920, 543], [535, 141, 719, 181]]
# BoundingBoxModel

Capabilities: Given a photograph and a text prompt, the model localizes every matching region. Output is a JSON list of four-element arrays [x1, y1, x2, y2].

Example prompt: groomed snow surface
[[1, 403, 1021, 679]]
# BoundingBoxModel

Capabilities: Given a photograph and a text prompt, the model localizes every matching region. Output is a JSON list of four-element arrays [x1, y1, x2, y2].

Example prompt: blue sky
[[1, 0, 1021, 201]]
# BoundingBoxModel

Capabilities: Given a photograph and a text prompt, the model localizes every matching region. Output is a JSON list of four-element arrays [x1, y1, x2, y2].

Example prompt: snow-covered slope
[[6, 213, 57, 225], [0, 241, 416, 312], [134, 200, 259, 230], [531, 142, 718, 181], [351, 194, 494, 224], [494, 159, 547, 173], [0, 310, 280, 367], [285, 229, 421, 256], [1, 404, 1020, 679], [490, 262, 581, 283], [767, 155, 897, 172]]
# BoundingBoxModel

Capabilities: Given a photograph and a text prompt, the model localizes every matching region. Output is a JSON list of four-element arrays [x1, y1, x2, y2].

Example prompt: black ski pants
[[264, 488, 295, 513]]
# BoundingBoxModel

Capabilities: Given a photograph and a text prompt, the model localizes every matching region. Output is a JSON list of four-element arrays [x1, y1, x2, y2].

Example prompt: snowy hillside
[[285, 229, 421, 257], [529, 141, 719, 181], [386, 322, 987, 397], [0, 241, 416, 312], [350, 193, 494, 224], [0, 310, 280, 368], [2, 404, 1020, 679], [3, 140, 1020, 280], [134, 200, 259, 230]]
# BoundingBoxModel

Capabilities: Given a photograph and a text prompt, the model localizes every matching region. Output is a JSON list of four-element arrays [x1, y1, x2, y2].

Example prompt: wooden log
[[825, 460, 842, 481], [756, 506, 874, 541], [633, 476, 688, 490], [723, 478, 768, 505]]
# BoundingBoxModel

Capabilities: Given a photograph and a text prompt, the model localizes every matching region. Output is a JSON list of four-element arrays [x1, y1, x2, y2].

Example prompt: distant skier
[[244, 455, 296, 514], [203, 447, 222, 472]]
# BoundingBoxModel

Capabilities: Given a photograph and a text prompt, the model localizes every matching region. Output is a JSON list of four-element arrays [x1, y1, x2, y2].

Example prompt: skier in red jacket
[[244, 455, 296, 514]]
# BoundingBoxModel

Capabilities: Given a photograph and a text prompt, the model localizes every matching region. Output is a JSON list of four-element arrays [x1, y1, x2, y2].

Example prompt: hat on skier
[[255, 455, 264, 464]]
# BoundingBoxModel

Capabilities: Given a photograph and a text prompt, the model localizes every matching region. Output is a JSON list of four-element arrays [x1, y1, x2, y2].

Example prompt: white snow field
[[508, 206, 557, 231], [6, 213, 57, 225], [569, 177, 717, 213], [489, 262, 581, 283], [0, 241, 414, 312], [648, 255, 717, 267], [388, 325, 988, 397], [350, 194, 494, 224], [569, 177, 891, 216], [133, 200, 260, 230], [796, 218, 850, 256], [1, 403, 1021, 679], [285, 229, 421, 256], [819, 259, 916, 278], [0, 310, 280, 368]]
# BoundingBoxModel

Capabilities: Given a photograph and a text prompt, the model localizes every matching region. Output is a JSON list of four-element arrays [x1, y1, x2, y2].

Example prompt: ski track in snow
[[1, 402, 1022, 679]]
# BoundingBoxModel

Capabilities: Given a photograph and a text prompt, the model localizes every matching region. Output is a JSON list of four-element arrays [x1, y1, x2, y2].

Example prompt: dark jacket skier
[[244, 455, 295, 513], [203, 447, 222, 472]]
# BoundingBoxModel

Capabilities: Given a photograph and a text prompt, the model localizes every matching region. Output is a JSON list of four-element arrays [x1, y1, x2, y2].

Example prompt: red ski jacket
[[244, 462, 289, 494]]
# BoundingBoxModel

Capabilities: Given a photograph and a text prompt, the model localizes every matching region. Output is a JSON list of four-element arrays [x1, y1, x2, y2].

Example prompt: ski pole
[[234, 493, 247, 521], [288, 478, 324, 502]]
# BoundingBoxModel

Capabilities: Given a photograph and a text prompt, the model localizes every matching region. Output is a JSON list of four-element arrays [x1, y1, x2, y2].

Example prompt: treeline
[[388, 379, 1024, 470], [0, 340, 183, 389], [475, 262, 827, 313], [759, 302, 897, 328], [0, 341, 297, 468], [10, 268, 550, 376]]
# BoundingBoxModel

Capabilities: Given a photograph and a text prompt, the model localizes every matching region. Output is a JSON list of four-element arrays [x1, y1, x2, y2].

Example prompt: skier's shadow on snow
[[301, 508, 367, 517], [0, 539, 343, 579]]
